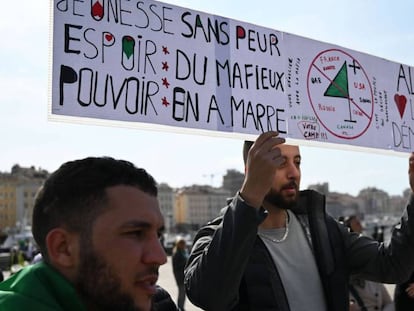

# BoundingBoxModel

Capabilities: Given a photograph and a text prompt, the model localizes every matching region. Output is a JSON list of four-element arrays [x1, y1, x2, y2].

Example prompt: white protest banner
[[50, 0, 414, 153]]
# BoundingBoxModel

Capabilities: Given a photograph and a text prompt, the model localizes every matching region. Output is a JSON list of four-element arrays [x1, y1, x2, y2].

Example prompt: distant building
[[308, 182, 329, 195], [222, 169, 244, 196], [157, 183, 175, 232], [358, 187, 389, 215], [0, 165, 48, 231], [326, 192, 362, 220], [308, 183, 362, 220], [175, 185, 231, 229]]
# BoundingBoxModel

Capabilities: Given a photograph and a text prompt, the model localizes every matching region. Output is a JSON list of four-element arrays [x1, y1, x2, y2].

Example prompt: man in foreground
[[0, 157, 177, 311], [184, 131, 414, 311]]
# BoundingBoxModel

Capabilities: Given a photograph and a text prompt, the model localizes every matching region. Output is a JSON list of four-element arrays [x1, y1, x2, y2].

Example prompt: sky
[[1, 0, 413, 197]]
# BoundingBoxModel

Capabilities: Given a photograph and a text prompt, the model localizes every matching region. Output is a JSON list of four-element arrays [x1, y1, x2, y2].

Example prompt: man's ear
[[45, 228, 79, 269]]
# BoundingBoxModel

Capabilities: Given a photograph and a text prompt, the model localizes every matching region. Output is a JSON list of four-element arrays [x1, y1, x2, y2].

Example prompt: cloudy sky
[[1, 0, 413, 199]]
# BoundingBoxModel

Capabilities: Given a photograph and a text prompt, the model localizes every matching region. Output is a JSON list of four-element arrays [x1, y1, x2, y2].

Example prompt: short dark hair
[[344, 215, 358, 231], [243, 140, 254, 165], [32, 157, 158, 261]]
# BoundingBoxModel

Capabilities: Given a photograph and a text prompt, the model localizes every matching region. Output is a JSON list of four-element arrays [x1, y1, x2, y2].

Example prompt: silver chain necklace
[[258, 211, 289, 243]]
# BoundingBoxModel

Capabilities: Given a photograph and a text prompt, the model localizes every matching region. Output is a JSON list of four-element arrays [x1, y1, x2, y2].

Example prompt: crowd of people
[[0, 132, 414, 311], [343, 215, 394, 311]]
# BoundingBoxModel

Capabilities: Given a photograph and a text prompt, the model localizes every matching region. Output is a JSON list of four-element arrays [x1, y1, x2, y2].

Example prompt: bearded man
[[0, 157, 177, 311], [184, 131, 414, 311]]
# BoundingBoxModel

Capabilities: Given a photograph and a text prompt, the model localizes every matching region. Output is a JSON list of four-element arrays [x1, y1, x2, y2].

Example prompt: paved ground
[[158, 256, 202, 311]]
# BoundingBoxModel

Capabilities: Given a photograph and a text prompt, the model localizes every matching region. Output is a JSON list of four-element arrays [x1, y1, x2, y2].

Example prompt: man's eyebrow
[[121, 220, 165, 232], [121, 220, 151, 228]]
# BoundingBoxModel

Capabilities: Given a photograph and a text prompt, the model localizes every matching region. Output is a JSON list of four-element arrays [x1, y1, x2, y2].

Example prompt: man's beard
[[74, 238, 145, 311], [264, 181, 299, 210]]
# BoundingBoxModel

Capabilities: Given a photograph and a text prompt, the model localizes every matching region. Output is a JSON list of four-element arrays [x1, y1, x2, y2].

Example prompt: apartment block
[[175, 185, 231, 228], [0, 165, 48, 231], [222, 169, 244, 196], [157, 183, 175, 232]]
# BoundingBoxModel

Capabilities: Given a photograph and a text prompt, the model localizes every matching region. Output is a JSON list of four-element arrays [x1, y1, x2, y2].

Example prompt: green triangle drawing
[[324, 61, 349, 98]]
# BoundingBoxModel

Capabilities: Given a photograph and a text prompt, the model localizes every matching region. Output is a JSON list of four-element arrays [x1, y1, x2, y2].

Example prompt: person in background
[[184, 131, 414, 311], [172, 237, 189, 310], [345, 215, 394, 311], [0, 157, 177, 311], [372, 225, 385, 243]]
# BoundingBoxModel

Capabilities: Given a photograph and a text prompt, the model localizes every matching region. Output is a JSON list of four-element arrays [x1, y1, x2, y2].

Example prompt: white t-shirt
[[258, 210, 327, 311]]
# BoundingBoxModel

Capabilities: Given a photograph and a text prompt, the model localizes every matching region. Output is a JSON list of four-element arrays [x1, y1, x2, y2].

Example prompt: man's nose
[[143, 236, 168, 265], [286, 162, 300, 179]]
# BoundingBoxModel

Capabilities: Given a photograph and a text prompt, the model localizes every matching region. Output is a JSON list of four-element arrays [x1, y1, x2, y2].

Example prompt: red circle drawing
[[307, 49, 374, 139]]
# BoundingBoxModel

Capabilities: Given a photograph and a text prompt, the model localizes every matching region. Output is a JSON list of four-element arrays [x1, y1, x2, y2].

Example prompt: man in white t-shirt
[[185, 131, 414, 311]]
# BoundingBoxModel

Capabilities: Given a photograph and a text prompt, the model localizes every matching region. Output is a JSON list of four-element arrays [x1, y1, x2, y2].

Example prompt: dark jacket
[[172, 249, 188, 285], [184, 190, 414, 311], [394, 271, 414, 311], [153, 286, 179, 311]]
